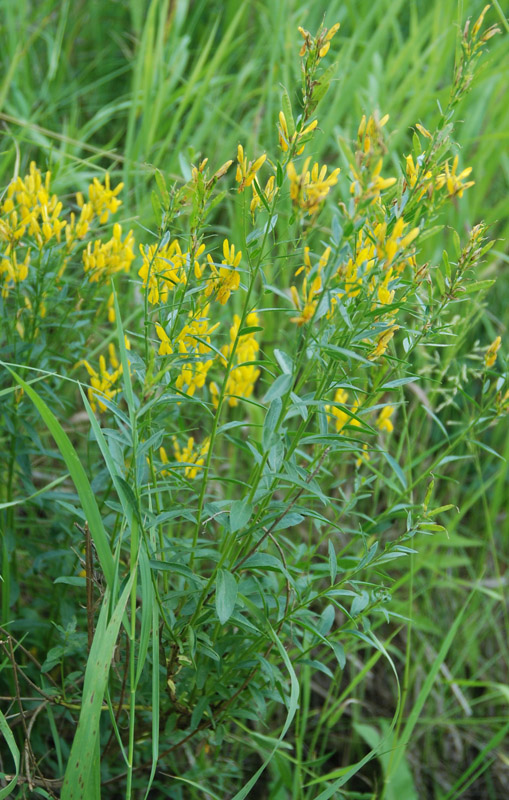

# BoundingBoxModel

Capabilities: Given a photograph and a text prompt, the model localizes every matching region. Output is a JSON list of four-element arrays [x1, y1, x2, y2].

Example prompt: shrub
[[0, 9, 505, 799]]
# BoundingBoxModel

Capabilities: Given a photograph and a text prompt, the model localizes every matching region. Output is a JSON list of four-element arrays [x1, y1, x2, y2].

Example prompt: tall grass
[[0, 2, 508, 798]]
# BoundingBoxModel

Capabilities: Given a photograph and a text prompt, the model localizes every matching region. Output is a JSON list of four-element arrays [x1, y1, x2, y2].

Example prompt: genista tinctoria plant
[[0, 7, 504, 799]]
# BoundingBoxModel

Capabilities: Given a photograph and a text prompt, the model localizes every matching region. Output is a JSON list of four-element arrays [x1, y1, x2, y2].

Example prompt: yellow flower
[[107, 292, 116, 323], [372, 268, 396, 310], [80, 349, 123, 413], [405, 154, 433, 199], [235, 144, 266, 192], [297, 21, 340, 59], [335, 229, 376, 299], [290, 272, 322, 325], [375, 218, 419, 270], [211, 311, 261, 407], [204, 239, 241, 305], [171, 436, 210, 479], [78, 173, 124, 224], [287, 157, 340, 216], [155, 323, 173, 356], [325, 388, 361, 434], [172, 305, 219, 397], [350, 158, 396, 205], [1, 162, 67, 248], [66, 203, 94, 248], [295, 245, 331, 279], [435, 156, 474, 198], [278, 112, 318, 155], [325, 22, 341, 42], [485, 335, 501, 368], [472, 4, 490, 38], [357, 113, 390, 154], [138, 240, 204, 305], [250, 175, 277, 216], [0, 246, 31, 297], [356, 443, 370, 468], [369, 325, 399, 360], [376, 405, 395, 433], [83, 224, 135, 283], [415, 123, 432, 139]]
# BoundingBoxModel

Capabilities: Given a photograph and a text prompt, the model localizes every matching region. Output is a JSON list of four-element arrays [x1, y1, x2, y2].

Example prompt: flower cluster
[[278, 112, 317, 156], [80, 342, 127, 413], [485, 335, 501, 369], [1, 162, 66, 248], [160, 436, 210, 479], [77, 173, 124, 224], [290, 271, 322, 325], [0, 247, 31, 298], [435, 155, 474, 199], [376, 405, 395, 433], [210, 312, 261, 408], [0, 162, 130, 303], [139, 240, 205, 305], [204, 239, 241, 305], [83, 223, 135, 283], [250, 175, 277, 217], [287, 157, 340, 216], [326, 388, 361, 434], [297, 21, 340, 61], [172, 306, 219, 397], [235, 145, 266, 192], [158, 315, 216, 398], [350, 114, 397, 206]]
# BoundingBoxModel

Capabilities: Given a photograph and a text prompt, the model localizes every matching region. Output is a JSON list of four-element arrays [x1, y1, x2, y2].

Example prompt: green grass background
[[1, 0, 508, 796]]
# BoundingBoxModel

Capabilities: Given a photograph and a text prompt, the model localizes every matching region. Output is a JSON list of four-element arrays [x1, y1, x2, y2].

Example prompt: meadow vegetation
[[0, 1, 508, 798]]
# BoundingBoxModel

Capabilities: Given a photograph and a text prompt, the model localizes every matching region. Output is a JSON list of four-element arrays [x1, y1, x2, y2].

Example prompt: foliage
[[0, 3, 508, 799]]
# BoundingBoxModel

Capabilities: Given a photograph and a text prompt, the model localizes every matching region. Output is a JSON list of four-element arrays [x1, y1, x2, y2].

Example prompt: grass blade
[[6, 367, 115, 590], [61, 570, 135, 799]]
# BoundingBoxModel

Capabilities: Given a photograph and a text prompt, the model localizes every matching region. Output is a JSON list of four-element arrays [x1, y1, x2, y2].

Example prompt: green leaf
[[230, 500, 253, 533], [331, 641, 346, 670], [154, 168, 170, 206], [151, 190, 162, 226], [216, 569, 238, 624], [61, 572, 135, 799], [54, 576, 87, 587], [452, 229, 461, 258], [381, 377, 418, 389], [263, 397, 282, 450], [252, 179, 271, 213], [426, 504, 456, 516], [382, 450, 407, 489], [79, 386, 139, 530], [273, 348, 293, 374], [328, 539, 337, 585], [281, 86, 295, 137], [442, 249, 451, 279], [149, 561, 206, 585], [240, 553, 291, 581], [276, 161, 284, 188], [238, 326, 264, 336], [463, 279, 496, 295], [434, 266, 445, 294], [6, 368, 115, 590], [230, 624, 299, 799], [311, 61, 337, 107], [273, 512, 304, 530], [0, 707, 20, 799], [264, 373, 292, 402], [0, 473, 69, 510]]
